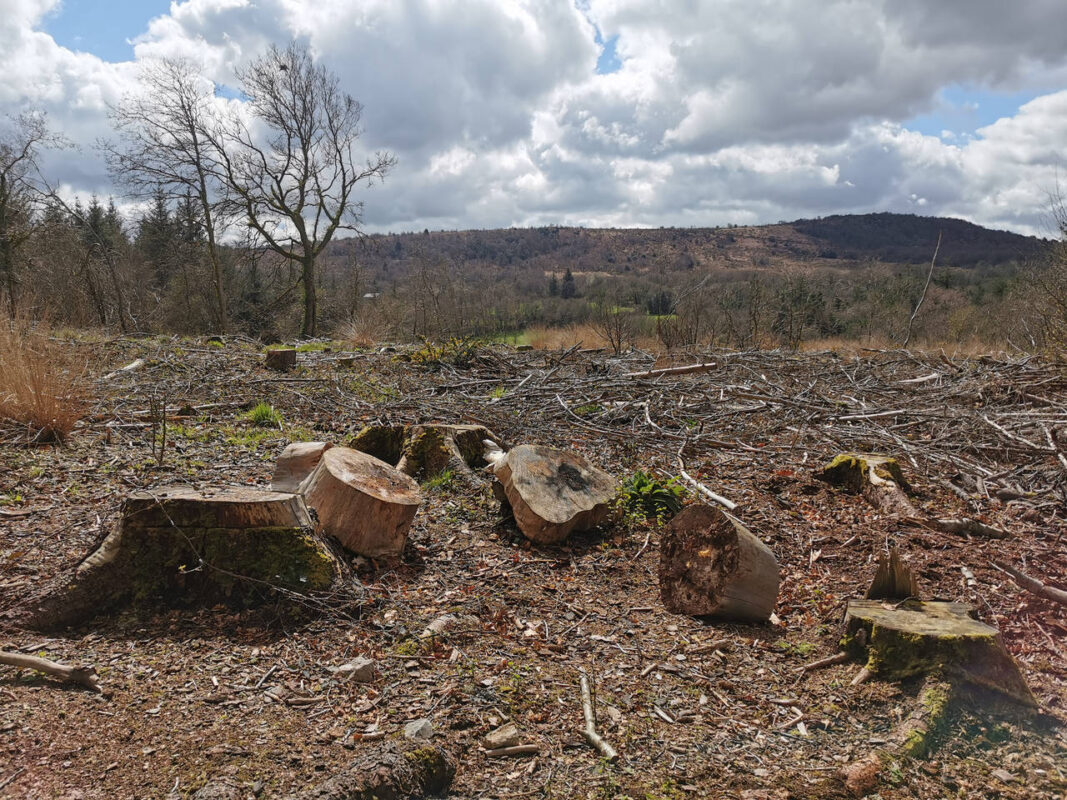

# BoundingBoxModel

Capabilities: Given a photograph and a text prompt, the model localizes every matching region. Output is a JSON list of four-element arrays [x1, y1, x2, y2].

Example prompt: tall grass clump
[[0, 318, 87, 443]]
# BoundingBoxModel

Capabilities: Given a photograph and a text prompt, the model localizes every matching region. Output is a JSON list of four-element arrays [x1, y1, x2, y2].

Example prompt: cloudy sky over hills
[[3, 0, 1067, 235]]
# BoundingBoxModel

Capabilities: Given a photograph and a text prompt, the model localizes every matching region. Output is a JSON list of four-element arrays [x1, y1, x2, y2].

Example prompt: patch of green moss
[[403, 427, 452, 479], [818, 453, 909, 492], [349, 425, 406, 465], [117, 524, 336, 605]]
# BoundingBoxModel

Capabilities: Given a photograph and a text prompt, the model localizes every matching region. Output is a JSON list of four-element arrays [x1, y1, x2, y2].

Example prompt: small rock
[[329, 656, 377, 683], [483, 722, 522, 750], [991, 768, 1015, 783], [404, 718, 433, 740], [841, 753, 881, 797]]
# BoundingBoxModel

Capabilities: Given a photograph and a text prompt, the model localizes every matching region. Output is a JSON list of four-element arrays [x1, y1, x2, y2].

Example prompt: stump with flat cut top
[[659, 503, 780, 622], [28, 486, 340, 629], [265, 348, 297, 371], [271, 441, 334, 492], [844, 599, 1035, 706], [299, 446, 422, 558], [491, 444, 615, 544]]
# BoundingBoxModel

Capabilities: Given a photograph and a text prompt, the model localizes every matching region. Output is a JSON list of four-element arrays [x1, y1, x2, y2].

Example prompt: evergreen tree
[[560, 268, 577, 299]]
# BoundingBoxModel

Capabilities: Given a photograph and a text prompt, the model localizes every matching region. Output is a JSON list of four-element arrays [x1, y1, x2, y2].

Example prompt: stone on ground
[[271, 441, 334, 492], [659, 503, 780, 622], [491, 444, 615, 544], [300, 446, 422, 558]]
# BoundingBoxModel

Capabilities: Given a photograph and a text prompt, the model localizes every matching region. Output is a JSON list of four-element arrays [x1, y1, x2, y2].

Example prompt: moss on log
[[28, 486, 340, 629], [843, 599, 1035, 706]]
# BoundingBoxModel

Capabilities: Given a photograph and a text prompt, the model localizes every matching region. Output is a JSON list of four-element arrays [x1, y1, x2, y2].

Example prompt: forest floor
[[1, 336, 1065, 800]]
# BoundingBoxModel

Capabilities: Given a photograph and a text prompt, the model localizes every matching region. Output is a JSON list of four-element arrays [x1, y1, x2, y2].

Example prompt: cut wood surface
[[300, 447, 422, 558], [659, 503, 780, 622], [28, 486, 338, 629], [844, 599, 1035, 706], [271, 441, 334, 492], [491, 444, 615, 544]]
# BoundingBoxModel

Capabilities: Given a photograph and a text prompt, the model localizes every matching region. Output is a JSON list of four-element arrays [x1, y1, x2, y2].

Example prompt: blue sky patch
[[904, 84, 1043, 140], [43, 0, 171, 62], [596, 33, 622, 74]]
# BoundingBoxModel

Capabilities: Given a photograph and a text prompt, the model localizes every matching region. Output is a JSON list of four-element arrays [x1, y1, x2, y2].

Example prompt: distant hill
[[329, 212, 1045, 280], [791, 213, 1044, 266]]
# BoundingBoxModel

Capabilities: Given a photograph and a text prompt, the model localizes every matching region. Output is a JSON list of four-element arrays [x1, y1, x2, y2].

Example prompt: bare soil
[[1, 336, 1065, 799]]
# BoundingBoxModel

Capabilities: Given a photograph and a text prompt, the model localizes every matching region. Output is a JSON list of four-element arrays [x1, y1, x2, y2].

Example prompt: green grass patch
[[423, 469, 454, 491], [243, 402, 282, 428]]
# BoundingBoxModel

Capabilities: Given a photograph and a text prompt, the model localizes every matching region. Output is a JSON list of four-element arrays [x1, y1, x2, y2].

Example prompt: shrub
[[616, 471, 686, 520], [0, 318, 86, 443], [398, 337, 481, 370], [244, 401, 282, 428]]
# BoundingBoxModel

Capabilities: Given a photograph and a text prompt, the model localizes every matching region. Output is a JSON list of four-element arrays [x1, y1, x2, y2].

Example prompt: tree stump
[[349, 423, 504, 479], [28, 486, 340, 629], [272, 441, 334, 492], [300, 447, 422, 558], [491, 444, 615, 544], [844, 599, 1035, 706], [659, 504, 780, 622], [265, 348, 297, 371], [817, 453, 918, 517]]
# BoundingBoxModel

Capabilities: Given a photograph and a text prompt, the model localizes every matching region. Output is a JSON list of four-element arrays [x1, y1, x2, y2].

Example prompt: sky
[[3, 0, 1067, 237]]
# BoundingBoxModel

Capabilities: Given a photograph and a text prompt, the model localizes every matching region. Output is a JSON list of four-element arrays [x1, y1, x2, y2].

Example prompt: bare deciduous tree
[[215, 43, 395, 337], [106, 59, 230, 332], [0, 111, 61, 317]]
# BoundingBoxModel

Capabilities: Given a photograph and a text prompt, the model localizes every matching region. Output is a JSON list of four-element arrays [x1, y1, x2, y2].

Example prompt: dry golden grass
[[335, 313, 393, 349], [0, 318, 87, 443]]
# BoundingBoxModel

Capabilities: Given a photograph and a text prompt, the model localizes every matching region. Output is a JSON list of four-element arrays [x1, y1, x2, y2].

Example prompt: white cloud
[[1, 0, 1065, 235]]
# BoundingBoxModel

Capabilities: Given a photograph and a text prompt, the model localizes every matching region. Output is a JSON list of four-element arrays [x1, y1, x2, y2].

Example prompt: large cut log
[[659, 503, 779, 622], [349, 423, 505, 479], [27, 486, 340, 629], [272, 441, 334, 492], [299, 447, 422, 558], [491, 444, 615, 544], [843, 599, 1035, 706], [817, 453, 918, 517]]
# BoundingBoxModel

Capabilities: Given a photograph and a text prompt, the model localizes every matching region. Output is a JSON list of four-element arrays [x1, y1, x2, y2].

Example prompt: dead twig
[[579, 672, 618, 762]]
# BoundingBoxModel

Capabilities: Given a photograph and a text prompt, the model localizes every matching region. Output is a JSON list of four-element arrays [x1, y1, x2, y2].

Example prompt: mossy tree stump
[[844, 599, 1035, 706], [659, 504, 780, 622], [299, 447, 422, 558], [817, 453, 918, 517], [265, 348, 297, 371], [491, 444, 615, 544], [349, 423, 504, 479], [29, 486, 340, 629]]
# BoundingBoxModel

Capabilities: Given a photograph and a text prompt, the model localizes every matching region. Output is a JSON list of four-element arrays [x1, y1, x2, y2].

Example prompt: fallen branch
[[934, 518, 1008, 539], [992, 561, 1067, 608], [676, 453, 737, 511], [484, 744, 540, 758], [797, 652, 849, 674], [0, 650, 101, 692], [579, 673, 618, 762], [626, 362, 716, 379]]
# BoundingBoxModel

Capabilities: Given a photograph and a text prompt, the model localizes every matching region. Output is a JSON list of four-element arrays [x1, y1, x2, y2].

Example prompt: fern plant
[[617, 471, 686, 520]]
